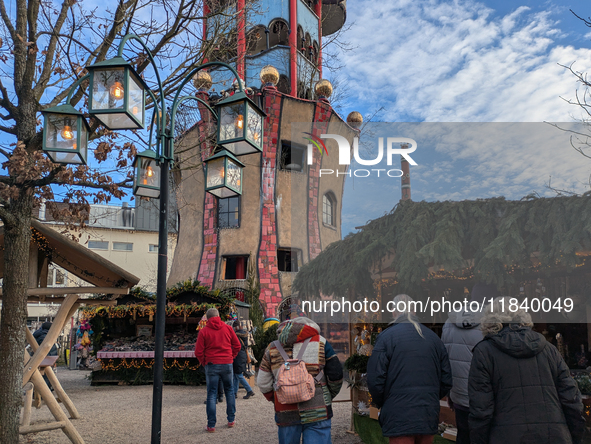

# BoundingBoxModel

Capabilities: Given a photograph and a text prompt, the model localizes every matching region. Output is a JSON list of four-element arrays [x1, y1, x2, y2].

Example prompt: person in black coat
[[469, 297, 586, 444], [367, 295, 453, 443], [233, 320, 255, 399], [33, 322, 58, 356]]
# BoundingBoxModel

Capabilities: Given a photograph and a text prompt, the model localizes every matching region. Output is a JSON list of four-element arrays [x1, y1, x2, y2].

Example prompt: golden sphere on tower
[[193, 71, 212, 91], [314, 79, 333, 99], [260, 65, 280, 86], [347, 111, 363, 128]]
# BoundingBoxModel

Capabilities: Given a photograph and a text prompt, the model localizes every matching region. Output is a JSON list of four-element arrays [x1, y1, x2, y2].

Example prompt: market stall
[[85, 280, 239, 385]]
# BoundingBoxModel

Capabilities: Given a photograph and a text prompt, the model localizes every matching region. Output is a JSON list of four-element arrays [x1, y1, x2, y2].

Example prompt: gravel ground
[[19, 368, 363, 444]]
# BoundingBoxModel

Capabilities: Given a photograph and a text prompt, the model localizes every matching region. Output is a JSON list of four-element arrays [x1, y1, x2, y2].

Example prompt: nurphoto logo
[[304, 133, 418, 177]]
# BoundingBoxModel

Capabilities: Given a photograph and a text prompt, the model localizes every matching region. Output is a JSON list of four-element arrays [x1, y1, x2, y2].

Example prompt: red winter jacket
[[194, 317, 241, 366]]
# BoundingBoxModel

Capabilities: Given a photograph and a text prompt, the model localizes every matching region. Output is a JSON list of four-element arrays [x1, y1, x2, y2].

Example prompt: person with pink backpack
[[257, 317, 343, 444]]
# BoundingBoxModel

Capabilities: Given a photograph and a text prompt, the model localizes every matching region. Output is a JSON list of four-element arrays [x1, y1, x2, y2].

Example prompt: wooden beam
[[23, 294, 78, 387], [24, 297, 118, 306], [20, 420, 66, 434], [23, 350, 85, 443], [44, 367, 80, 419], [0, 286, 129, 296]]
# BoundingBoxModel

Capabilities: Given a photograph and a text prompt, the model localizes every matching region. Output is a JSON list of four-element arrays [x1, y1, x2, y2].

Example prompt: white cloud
[[334, 0, 591, 122]]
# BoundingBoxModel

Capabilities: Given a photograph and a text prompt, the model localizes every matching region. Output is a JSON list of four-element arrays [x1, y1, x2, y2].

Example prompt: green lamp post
[[204, 149, 245, 198], [42, 104, 89, 165], [216, 90, 265, 155], [133, 150, 161, 198], [42, 31, 264, 442], [87, 56, 147, 130]]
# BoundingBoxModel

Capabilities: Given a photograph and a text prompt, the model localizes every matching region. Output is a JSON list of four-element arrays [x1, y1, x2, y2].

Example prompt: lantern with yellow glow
[[204, 149, 245, 198], [87, 56, 146, 130], [42, 104, 89, 165], [133, 150, 161, 198], [216, 90, 265, 156]]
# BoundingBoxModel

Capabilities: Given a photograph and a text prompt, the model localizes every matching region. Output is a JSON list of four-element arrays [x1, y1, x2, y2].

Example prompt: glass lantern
[[133, 150, 161, 198], [204, 149, 245, 198], [216, 91, 265, 156], [87, 56, 146, 130], [42, 104, 89, 165]]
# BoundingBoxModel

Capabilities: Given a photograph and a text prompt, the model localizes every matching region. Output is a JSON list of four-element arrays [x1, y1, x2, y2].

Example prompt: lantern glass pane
[[45, 114, 78, 152], [246, 103, 262, 148], [79, 122, 88, 163], [208, 186, 240, 198], [206, 157, 225, 189], [52, 152, 84, 164], [219, 102, 244, 143], [91, 67, 138, 129], [226, 158, 242, 191], [139, 158, 160, 188], [127, 72, 144, 124], [92, 68, 125, 111]]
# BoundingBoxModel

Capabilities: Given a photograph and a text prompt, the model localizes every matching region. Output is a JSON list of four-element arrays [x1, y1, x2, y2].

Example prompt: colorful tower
[[168, 0, 356, 318]]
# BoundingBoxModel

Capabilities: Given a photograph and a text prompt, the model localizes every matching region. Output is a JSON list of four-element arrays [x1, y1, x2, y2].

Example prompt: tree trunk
[[0, 192, 33, 443]]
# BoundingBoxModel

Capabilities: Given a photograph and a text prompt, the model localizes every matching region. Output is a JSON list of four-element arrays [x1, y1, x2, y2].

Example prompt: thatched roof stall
[[294, 196, 591, 299]]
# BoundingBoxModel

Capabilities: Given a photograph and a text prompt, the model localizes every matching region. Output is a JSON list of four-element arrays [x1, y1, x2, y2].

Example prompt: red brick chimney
[[400, 143, 411, 201]]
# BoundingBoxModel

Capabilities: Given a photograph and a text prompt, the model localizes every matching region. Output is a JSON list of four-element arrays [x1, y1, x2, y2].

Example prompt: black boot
[[243, 391, 255, 399]]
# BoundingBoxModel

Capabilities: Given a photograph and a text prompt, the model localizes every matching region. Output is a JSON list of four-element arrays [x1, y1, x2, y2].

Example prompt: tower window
[[223, 255, 248, 280], [279, 142, 305, 172], [322, 193, 336, 226], [219, 196, 240, 228], [269, 19, 289, 47], [277, 75, 290, 94], [277, 248, 299, 272], [246, 25, 267, 54]]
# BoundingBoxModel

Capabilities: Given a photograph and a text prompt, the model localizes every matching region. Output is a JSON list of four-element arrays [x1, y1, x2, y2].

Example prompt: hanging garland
[[80, 302, 226, 320], [80, 279, 235, 320], [293, 195, 591, 296]]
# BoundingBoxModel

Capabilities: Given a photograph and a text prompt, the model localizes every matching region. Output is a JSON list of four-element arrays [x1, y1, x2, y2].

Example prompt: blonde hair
[[480, 296, 533, 336], [392, 294, 424, 339]]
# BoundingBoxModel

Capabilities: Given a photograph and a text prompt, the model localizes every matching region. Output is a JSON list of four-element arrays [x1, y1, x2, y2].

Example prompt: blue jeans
[[233, 372, 253, 395], [205, 364, 235, 428], [278, 419, 332, 444]]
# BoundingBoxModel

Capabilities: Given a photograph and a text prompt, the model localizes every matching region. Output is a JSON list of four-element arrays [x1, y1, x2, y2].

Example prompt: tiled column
[[196, 92, 218, 288], [258, 90, 283, 317], [308, 102, 332, 260]]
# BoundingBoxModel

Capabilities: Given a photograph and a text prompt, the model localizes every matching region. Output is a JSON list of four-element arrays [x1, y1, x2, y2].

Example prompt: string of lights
[[98, 358, 201, 372]]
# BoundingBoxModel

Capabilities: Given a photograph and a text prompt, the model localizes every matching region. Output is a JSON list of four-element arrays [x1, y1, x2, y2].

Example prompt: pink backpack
[[273, 338, 323, 404]]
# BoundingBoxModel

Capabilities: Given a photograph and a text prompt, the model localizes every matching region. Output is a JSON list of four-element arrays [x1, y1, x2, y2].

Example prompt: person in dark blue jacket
[[367, 294, 453, 444]]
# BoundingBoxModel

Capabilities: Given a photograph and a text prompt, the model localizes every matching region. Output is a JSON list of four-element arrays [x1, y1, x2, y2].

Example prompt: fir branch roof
[[292, 196, 591, 296]]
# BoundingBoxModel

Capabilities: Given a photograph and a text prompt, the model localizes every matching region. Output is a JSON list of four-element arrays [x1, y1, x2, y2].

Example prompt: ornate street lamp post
[[41, 33, 266, 444]]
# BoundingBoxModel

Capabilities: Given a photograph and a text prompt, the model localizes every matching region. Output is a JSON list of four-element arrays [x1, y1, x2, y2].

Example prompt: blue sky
[[333, 0, 591, 236]]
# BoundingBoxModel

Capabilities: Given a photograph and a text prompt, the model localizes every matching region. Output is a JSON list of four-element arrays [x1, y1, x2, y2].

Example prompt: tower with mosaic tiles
[[168, 0, 360, 318]]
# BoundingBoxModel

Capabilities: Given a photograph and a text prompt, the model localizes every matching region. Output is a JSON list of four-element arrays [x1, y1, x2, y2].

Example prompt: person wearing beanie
[[441, 283, 497, 444]]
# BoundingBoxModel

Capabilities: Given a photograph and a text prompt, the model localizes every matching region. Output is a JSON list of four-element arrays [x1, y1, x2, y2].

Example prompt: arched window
[[269, 19, 289, 47], [246, 25, 267, 54], [312, 41, 319, 65], [277, 74, 290, 94], [297, 26, 304, 53], [304, 33, 312, 60], [322, 193, 336, 226]]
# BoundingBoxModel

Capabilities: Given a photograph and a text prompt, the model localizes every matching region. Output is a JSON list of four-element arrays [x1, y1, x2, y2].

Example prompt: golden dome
[[314, 79, 333, 99], [260, 65, 280, 86], [193, 71, 212, 91], [347, 111, 363, 128]]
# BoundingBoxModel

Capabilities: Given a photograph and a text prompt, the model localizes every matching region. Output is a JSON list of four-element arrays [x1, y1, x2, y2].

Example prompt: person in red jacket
[[194, 308, 241, 432]]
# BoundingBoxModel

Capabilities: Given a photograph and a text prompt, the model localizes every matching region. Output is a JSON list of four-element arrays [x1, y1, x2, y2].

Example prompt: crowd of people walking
[[195, 285, 588, 444]]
